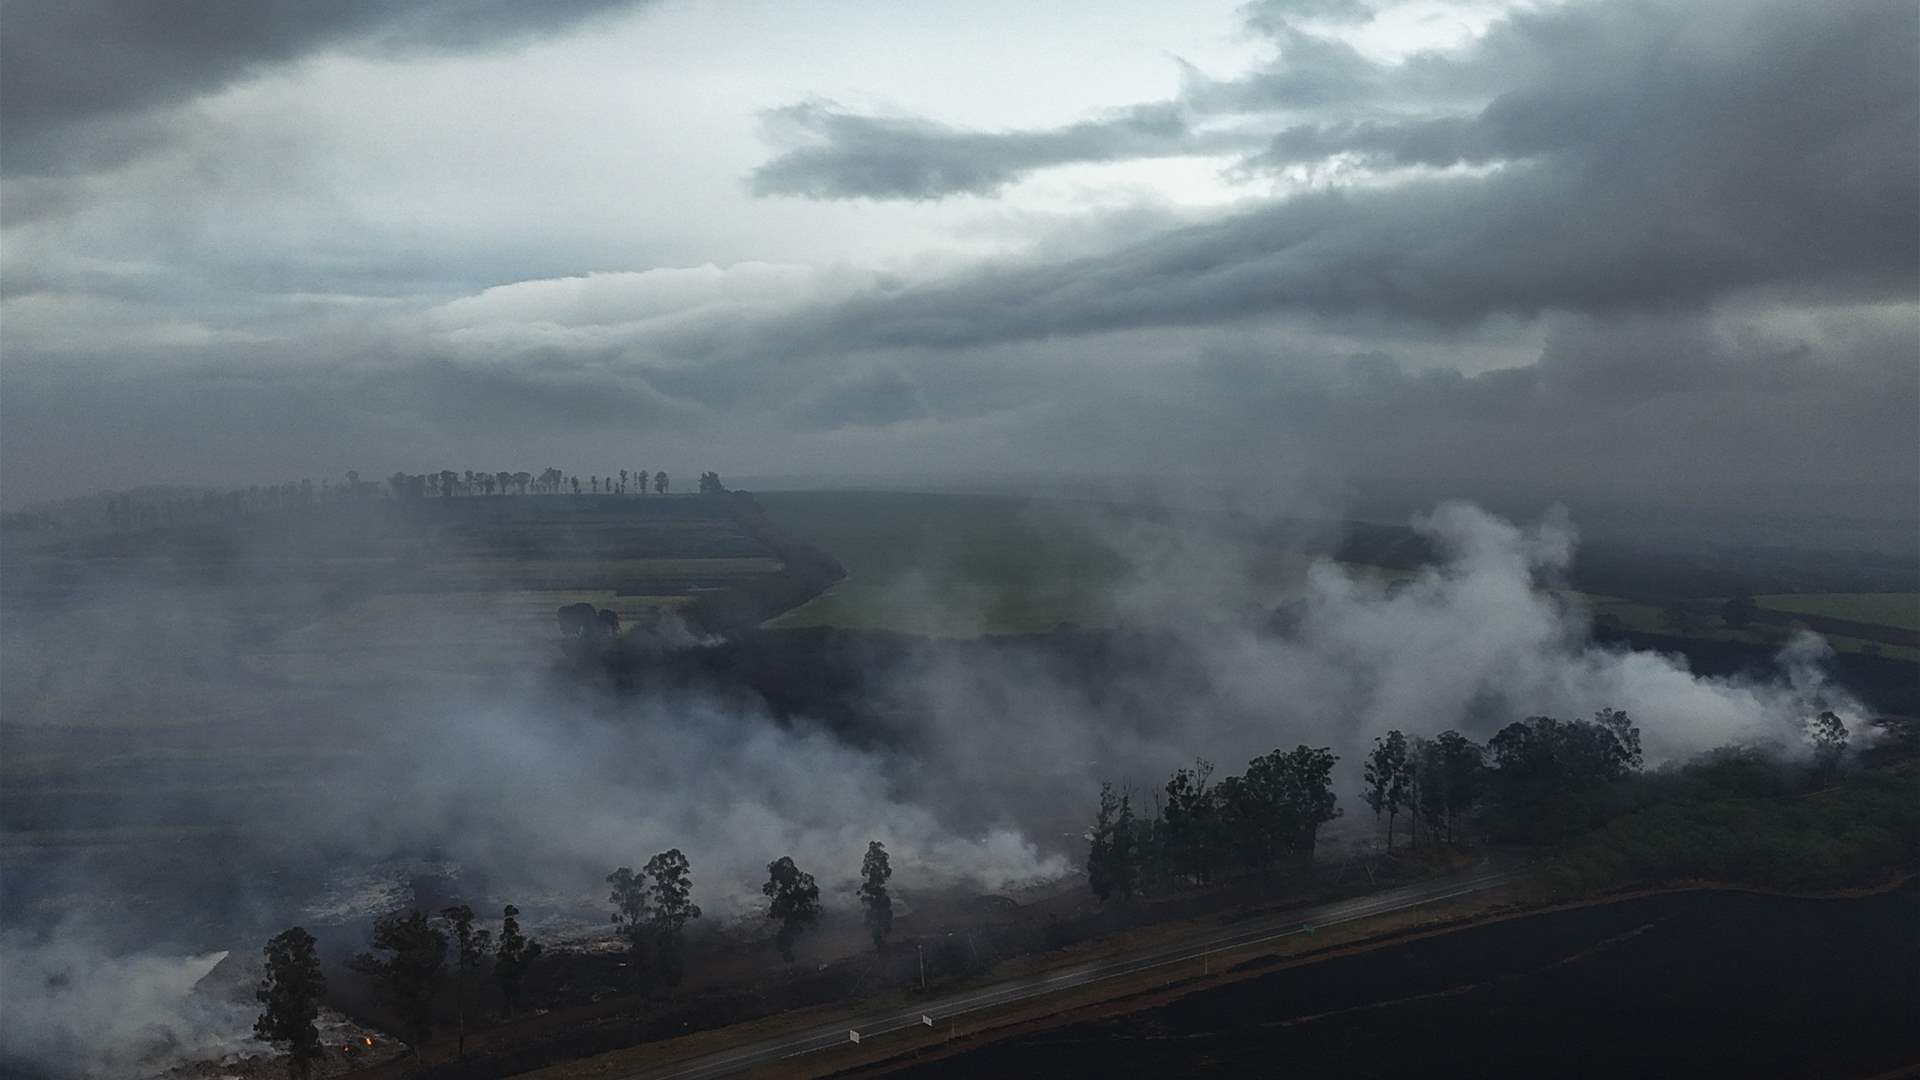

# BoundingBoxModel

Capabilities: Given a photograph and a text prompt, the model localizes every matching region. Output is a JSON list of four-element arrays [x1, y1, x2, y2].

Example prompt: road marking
[[638, 869, 1518, 1079]]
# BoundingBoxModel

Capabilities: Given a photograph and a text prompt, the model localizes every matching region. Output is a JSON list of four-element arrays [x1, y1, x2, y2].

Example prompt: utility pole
[[918, 942, 926, 991]]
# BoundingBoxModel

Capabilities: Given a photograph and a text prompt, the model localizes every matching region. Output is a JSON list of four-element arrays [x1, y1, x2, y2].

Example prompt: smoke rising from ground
[[0, 931, 248, 1078], [0, 499, 1875, 1077], [886, 501, 1864, 828]]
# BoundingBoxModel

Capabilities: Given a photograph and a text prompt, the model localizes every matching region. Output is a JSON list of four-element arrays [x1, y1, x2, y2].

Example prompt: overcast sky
[[2, 0, 1914, 532]]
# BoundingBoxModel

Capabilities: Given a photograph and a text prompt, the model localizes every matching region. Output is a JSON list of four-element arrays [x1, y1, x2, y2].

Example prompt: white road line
[[637, 870, 1518, 1079]]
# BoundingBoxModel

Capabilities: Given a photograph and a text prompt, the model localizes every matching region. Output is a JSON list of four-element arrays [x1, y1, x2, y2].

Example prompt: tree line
[[17, 467, 733, 536], [253, 838, 899, 1074], [1088, 706, 1857, 900], [253, 902, 543, 1076], [383, 466, 715, 499], [1086, 745, 1341, 900]]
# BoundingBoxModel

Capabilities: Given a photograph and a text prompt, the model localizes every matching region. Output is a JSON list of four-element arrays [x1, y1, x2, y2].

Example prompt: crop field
[[1755, 592, 1920, 632], [755, 491, 1346, 635], [756, 492, 1920, 655], [1579, 593, 1920, 662], [247, 589, 692, 684], [394, 556, 781, 594]]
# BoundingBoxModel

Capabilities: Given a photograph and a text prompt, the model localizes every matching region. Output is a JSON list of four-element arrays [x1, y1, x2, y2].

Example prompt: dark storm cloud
[[750, 0, 1915, 218], [0, 0, 651, 175], [766, 0, 1914, 343], [749, 101, 1250, 201]]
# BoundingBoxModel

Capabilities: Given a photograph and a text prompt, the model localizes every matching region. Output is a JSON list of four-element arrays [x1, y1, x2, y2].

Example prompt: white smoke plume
[[0, 930, 252, 1078], [0, 499, 1877, 1079]]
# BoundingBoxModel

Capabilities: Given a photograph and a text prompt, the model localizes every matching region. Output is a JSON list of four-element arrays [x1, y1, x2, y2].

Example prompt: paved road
[[634, 865, 1522, 1080]]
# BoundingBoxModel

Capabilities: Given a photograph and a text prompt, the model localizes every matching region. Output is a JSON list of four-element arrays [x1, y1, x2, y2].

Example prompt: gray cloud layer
[[751, 101, 1254, 201], [0, 0, 1913, 540], [761, 1, 1914, 344], [751, 1, 1916, 217], [0, 0, 651, 175]]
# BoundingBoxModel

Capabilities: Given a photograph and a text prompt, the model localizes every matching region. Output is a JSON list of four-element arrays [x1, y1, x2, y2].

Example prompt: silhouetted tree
[[653, 470, 668, 495], [1273, 745, 1340, 859], [1163, 758, 1220, 885], [1111, 789, 1140, 896], [646, 849, 701, 987], [513, 471, 531, 495], [439, 905, 491, 1062], [496, 471, 513, 496], [606, 866, 654, 989], [1808, 710, 1849, 783], [698, 471, 726, 495], [1088, 784, 1143, 896], [439, 469, 458, 498], [763, 856, 820, 963], [494, 904, 543, 1017], [619, 469, 629, 494], [349, 911, 447, 1065], [1363, 731, 1411, 848], [1485, 710, 1642, 842], [255, 927, 326, 1080], [571, 476, 581, 495], [1416, 731, 1484, 845], [1087, 782, 1121, 900], [859, 841, 893, 950]]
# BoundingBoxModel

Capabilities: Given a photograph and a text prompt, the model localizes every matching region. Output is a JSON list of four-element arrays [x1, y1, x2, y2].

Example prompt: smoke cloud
[[0, 931, 249, 1078], [0, 499, 1874, 1078]]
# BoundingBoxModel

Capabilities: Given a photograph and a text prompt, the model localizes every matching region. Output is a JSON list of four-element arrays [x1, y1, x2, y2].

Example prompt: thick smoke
[[0, 930, 249, 1078], [0, 499, 1872, 1078], [296, 687, 1071, 919], [875, 501, 1865, 828]]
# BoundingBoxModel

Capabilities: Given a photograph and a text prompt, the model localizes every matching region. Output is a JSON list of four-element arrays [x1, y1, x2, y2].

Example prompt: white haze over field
[[887, 501, 1864, 828], [0, 502, 1870, 1079], [0, 935, 251, 1079]]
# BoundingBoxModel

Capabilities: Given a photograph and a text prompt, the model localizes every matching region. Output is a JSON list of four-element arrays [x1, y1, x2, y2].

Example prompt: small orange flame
[[364, 1036, 375, 1046]]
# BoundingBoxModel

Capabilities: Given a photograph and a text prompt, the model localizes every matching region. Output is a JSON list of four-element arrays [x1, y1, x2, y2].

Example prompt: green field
[[1755, 592, 1920, 633], [398, 556, 782, 593], [753, 491, 1920, 653], [755, 491, 1368, 635], [1578, 594, 1920, 662]]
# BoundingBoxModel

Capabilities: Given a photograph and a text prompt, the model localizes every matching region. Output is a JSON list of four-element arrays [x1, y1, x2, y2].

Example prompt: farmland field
[[1579, 593, 1920, 662], [755, 491, 1343, 635], [756, 492, 1920, 656], [1755, 592, 1920, 632], [0, 494, 801, 854], [247, 590, 692, 684]]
